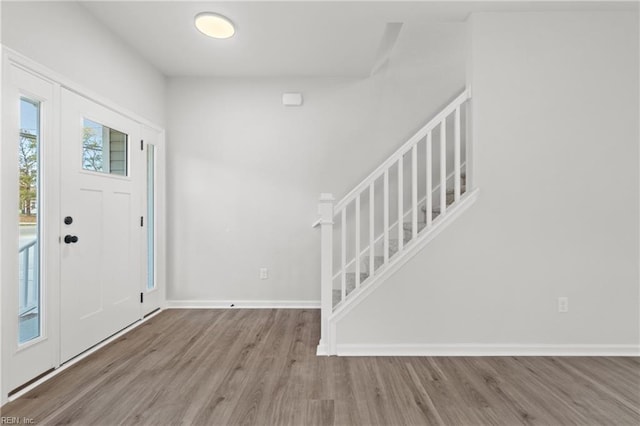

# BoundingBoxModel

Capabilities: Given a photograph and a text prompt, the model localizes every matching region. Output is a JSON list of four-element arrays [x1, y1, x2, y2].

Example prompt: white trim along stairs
[[313, 88, 478, 356]]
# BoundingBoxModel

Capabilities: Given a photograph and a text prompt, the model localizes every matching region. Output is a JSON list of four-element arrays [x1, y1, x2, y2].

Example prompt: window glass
[[82, 118, 127, 176], [147, 145, 155, 290], [19, 98, 41, 344]]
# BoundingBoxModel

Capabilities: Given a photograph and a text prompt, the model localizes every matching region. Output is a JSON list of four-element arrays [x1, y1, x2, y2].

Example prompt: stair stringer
[[322, 188, 479, 356]]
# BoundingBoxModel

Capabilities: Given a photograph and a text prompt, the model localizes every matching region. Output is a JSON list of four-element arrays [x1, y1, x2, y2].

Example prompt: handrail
[[19, 237, 38, 316], [19, 237, 37, 253], [333, 88, 470, 214], [19, 305, 37, 317]]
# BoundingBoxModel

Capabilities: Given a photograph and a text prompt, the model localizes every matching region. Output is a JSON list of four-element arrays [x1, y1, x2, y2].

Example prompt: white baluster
[[411, 144, 418, 240], [454, 106, 461, 202], [398, 156, 404, 252], [341, 208, 346, 301], [383, 169, 389, 264], [317, 193, 334, 353], [426, 131, 433, 227], [369, 183, 375, 277], [465, 93, 473, 191], [440, 118, 447, 216], [355, 195, 360, 289]]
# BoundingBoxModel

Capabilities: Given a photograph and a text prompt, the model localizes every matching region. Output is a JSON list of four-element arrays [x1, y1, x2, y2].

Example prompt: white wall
[[1, 1, 165, 126], [166, 23, 467, 303], [337, 11, 640, 349]]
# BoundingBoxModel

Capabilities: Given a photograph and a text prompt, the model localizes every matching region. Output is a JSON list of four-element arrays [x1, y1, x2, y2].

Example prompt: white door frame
[[141, 126, 165, 317], [1, 60, 61, 399], [0, 47, 166, 404]]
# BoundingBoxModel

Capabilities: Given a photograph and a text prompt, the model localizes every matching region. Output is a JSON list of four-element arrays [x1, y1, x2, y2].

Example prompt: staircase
[[314, 88, 479, 356], [331, 176, 467, 307]]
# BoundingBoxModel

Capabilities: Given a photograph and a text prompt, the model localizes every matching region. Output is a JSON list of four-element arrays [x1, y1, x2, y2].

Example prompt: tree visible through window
[[19, 130, 38, 217], [83, 120, 104, 172]]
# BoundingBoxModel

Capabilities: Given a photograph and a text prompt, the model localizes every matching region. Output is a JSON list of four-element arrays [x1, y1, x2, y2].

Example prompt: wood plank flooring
[[2, 309, 639, 425]]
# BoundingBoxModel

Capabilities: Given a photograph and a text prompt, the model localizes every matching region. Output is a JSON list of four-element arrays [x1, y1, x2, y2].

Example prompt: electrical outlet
[[558, 297, 569, 313], [260, 268, 269, 280]]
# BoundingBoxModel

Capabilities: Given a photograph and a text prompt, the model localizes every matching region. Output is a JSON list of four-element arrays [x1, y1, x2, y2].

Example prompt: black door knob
[[64, 235, 79, 244], [64, 216, 73, 225]]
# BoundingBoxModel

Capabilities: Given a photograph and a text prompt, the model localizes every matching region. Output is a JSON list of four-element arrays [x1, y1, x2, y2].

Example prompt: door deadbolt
[[64, 216, 73, 225], [64, 235, 79, 244]]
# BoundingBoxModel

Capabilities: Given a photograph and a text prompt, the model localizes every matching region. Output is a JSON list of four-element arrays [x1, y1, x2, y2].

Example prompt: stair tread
[[333, 272, 370, 307], [332, 289, 341, 308], [421, 187, 466, 211]]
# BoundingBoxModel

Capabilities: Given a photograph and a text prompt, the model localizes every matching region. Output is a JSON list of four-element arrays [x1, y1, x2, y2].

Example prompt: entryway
[[2, 58, 164, 400]]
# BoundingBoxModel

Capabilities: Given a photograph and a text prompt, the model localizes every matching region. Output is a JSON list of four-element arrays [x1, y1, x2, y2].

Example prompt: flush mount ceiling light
[[194, 12, 235, 39]]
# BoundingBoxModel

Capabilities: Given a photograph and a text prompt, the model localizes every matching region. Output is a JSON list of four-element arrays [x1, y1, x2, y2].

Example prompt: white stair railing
[[19, 238, 39, 316], [314, 88, 473, 355]]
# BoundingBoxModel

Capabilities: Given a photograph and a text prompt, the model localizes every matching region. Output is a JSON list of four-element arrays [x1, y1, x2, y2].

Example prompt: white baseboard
[[166, 299, 320, 309], [316, 344, 328, 356], [334, 343, 640, 357]]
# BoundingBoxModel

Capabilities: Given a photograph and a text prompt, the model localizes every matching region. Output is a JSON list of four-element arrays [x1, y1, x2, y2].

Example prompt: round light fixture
[[194, 12, 235, 39]]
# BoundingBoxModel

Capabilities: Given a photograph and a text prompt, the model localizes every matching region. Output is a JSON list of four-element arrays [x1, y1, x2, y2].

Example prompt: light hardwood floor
[[2, 309, 639, 425]]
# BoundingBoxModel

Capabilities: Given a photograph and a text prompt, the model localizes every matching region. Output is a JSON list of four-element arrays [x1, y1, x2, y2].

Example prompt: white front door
[[59, 89, 143, 362]]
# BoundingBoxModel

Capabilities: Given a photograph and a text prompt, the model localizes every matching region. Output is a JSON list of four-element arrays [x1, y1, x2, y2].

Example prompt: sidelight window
[[19, 98, 42, 344], [147, 144, 156, 290]]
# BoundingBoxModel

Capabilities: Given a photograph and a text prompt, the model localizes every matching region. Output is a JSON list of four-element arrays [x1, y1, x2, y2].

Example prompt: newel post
[[317, 193, 334, 355]]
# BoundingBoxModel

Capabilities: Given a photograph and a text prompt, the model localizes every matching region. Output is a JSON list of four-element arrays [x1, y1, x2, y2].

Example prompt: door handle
[[64, 235, 79, 244]]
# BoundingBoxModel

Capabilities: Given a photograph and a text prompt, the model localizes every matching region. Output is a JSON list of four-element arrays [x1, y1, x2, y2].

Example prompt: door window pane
[[147, 145, 155, 290], [19, 98, 41, 344], [82, 118, 128, 176]]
